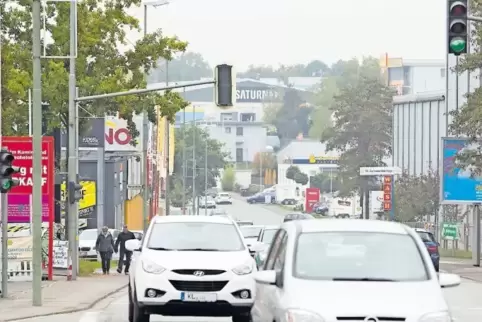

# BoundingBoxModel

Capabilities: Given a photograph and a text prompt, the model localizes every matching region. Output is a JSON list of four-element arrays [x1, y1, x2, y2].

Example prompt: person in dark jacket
[[115, 225, 136, 274], [95, 226, 115, 275]]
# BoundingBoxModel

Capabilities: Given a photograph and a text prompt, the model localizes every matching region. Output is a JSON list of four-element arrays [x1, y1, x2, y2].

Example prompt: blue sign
[[442, 137, 482, 203]]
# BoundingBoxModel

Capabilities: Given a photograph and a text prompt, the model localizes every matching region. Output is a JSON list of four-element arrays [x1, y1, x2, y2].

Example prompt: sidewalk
[[441, 257, 482, 282], [0, 274, 127, 321]]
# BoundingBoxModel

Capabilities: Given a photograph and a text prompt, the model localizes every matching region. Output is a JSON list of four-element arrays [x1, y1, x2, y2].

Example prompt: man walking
[[115, 225, 136, 274], [95, 226, 115, 275]]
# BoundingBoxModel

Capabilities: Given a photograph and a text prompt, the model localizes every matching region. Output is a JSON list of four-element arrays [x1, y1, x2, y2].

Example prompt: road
[[14, 197, 482, 322]]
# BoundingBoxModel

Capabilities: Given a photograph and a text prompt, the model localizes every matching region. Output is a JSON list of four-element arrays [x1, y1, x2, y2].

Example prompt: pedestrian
[[95, 226, 115, 275], [115, 224, 136, 274]]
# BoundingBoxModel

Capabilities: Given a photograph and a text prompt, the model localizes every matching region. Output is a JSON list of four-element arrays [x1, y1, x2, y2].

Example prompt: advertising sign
[[105, 115, 143, 152], [236, 87, 280, 103], [382, 176, 392, 211], [305, 187, 320, 213], [60, 180, 96, 218], [441, 137, 482, 203], [2, 137, 55, 223], [79, 117, 105, 148]]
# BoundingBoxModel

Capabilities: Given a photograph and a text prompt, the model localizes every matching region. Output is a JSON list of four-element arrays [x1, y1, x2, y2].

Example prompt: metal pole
[[142, 4, 150, 229], [474, 205, 481, 266], [1, 194, 7, 298], [259, 152, 263, 189], [204, 142, 207, 216], [192, 106, 196, 215], [32, 0, 43, 305], [164, 63, 170, 216], [97, 124, 105, 232], [67, 0, 78, 281], [182, 106, 186, 211], [28, 89, 32, 135]]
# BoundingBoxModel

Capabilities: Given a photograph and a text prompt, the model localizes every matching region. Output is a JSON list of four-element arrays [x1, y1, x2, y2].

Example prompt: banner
[[60, 180, 96, 218]]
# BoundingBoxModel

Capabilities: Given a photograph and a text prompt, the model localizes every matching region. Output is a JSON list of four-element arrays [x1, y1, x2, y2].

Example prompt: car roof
[[151, 215, 234, 225], [284, 219, 410, 234], [262, 225, 279, 230], [240, 225, 264, 229]]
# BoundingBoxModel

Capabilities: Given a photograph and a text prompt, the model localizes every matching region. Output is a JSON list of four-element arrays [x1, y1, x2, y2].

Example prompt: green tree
[[294, 172, 309, 185], [321, 57, 393, 197], [1, 1, 187, 138], [221, 167, 236, 191], [286, 165, 300, 180], [148, 51, 212, 83], [310, 172, 341, 193], [172, 126, 229, 200]]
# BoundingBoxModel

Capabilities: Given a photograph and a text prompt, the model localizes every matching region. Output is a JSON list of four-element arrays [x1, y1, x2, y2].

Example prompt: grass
[[79, 259, 119, 276], [439, 248, 473, 259]]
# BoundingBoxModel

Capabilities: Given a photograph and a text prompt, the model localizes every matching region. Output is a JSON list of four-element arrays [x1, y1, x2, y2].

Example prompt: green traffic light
[[2, 181, 11, 190], [450, 37, 466, 53]]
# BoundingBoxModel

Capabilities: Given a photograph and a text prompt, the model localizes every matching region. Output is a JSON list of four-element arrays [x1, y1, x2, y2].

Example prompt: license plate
[[180, 292, 217, 302], [80, 251, 88, 256]]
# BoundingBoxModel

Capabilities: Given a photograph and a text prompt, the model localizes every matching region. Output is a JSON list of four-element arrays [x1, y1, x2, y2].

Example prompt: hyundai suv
[[126, 215, 256, 322]]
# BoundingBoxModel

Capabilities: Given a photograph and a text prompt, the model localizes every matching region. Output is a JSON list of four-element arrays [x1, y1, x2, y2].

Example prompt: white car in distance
[[126, 215, 256, 322], [216, 192, 233, 205], [252, 219, 461, 322], [199, 196, 216, 209], [79, 228, 120, 261]]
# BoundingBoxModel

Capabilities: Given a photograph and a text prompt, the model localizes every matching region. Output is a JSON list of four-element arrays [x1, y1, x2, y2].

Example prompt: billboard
[[441, 137, 482, 204], [105, 115, 143, 152], [2, 137, 55, 223], [305, 187, 320, 213], [60, 180, 96, 218]]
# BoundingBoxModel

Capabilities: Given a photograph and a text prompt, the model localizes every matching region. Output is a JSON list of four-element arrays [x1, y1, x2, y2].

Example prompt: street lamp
[[259, 146, 274, 189]]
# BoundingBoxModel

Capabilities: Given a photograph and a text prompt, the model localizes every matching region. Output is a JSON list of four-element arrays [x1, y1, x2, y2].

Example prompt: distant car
[[79, 228, 120, 260], [215, 192, 233, 204], [131, 230, 144, 241], [415, 228, 440, 271], [209, 208, 229, 216], [199, 196, 216, 209], [283, 213, 314, 222], [246, 192, 275, 204]]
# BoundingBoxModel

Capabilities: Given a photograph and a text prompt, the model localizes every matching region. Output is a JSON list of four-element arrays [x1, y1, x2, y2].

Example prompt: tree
[[286, 165, 300, 180], [321, 58, 393, 197], [172, 126, 229, 200], [310, 172, 341, 193], [238, 61, 329, 79], [221, 167, 236, 191], [1, 1, 187, 138], [148, 52, 212, 83], [294, 172, 309, 185]]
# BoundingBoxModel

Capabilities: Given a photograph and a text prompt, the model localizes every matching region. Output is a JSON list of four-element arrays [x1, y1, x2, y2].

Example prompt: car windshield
[[294, 232, 428, 281], [237, 221, 253, 226], [219, 193, 229, 197], [417, 231, 436, 243], [79, 230, 98, 240], [261, 229, 278, 243], [240, 226, 263, 238], [147, 222, 245, 251]]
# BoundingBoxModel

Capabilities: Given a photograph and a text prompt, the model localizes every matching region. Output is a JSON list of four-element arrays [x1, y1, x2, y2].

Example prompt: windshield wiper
[[177, 248, 221, 251], [332, 277, 397, 282], [148, 247, 176, 251]]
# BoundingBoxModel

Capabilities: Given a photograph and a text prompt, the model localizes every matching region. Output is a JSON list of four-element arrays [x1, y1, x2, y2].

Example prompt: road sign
[[442, 223, 459, 240], [360, 166, 402, 176]]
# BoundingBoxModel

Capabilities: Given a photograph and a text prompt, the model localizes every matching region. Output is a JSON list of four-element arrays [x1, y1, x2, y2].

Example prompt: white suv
[[126, 215, 256, 322], [216, 192, 233, 204]]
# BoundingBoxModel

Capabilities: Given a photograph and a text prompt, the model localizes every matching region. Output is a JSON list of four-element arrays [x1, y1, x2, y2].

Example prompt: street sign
[[128, 184, 143, 190], [442, 223, 459, 240], [360, 166, 402, 176]]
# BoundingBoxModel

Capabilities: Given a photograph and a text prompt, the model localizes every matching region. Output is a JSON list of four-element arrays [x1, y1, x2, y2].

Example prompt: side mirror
[[250, 241, 265, 252], [439, 273, 461, 288], [137, 235, 143, 241], [254, 270, 276, 285], [125, 239, 141, 252]]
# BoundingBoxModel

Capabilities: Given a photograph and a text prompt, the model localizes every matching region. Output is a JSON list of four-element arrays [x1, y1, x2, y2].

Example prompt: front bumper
[[135, 270, 255, 316]]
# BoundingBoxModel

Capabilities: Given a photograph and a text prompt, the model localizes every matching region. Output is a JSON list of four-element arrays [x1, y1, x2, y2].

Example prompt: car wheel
[[133, 290, 150, 322], [232, 313, 252, 322], [128, 285, 134, 322]]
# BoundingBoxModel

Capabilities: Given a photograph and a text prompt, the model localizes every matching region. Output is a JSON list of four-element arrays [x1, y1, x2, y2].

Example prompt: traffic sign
[[360, 167, 402, 176], [442, 223, 459, 240]]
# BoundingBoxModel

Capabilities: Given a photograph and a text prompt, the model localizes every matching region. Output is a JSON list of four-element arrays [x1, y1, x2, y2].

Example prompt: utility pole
[[67, 0, 78, 280], [32, 0, 43, 306], [164, 64, 170, 216], [192, 106, 196, 215], [182, 104, 186, 212], [142, 5, 149, 230], [204, 142, 207, 216]]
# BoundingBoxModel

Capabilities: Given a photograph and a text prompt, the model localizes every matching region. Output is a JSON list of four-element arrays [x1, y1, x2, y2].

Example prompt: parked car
[[215, 192, 233, 204], [79, 228, 120, 260], [247, 192, 276, 204], [199, 196, 216, 209], [415, 228, 440, 271]]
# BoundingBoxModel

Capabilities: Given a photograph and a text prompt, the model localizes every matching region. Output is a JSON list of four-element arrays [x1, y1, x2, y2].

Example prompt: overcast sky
[[126, 0, 445, 69]]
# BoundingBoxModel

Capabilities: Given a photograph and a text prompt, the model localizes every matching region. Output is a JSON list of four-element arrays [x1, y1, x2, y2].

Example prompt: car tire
[[232, 313, 252, 322], [128, 285, 134, 322], [133, 290, 150, 322]]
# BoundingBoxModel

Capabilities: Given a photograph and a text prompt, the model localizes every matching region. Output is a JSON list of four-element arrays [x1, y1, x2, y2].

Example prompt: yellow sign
[[308, 154, 339, 164], [61, 181, 96, 218]]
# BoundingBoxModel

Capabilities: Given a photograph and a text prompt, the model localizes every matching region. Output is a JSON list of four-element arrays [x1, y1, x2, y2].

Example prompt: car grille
[[169, 280, 228, 292], [337, 317, 405, 321], [171, 269, 226, 275], [79, 247, 91, 251]]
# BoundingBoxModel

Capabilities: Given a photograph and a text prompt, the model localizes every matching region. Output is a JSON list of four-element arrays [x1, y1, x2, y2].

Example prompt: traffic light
[[214, 64, 236, 107], [68, 181, 83, 204], [0, 149, 20, 193], [448, 0, 468, 55]]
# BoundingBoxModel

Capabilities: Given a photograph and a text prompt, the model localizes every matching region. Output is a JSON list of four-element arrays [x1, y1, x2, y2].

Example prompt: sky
[[125, 0, 445, 70]]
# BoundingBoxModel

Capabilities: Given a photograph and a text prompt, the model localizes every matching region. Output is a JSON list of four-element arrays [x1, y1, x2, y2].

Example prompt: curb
[[4, 283, 128, 321]]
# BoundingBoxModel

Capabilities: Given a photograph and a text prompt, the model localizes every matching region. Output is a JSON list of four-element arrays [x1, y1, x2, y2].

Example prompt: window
[[240, 226, 263, 238], [241, 113, 256, 122], [417, 231, 436, 243], [221, 113, 233, 121], [265, 230, 286, 270], [147, 222, 245, 251], [388, 67, 403, 82], [225, 127, 231, 133], [293, 232, 428, 281], [236, 148, 243, 162], [273, 234, 288, 271], [261, 229, 278, 244], [236, 127, 243, 136]]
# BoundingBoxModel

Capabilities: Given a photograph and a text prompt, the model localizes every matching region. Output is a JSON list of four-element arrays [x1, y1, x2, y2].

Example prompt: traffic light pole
[[468, 15, 482, 22], [1, 194, 7, 298]]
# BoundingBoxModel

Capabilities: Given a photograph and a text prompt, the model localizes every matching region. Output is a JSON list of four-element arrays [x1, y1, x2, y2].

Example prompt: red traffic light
[[0, 150, 14, 164], [450, 2, 467, 16]]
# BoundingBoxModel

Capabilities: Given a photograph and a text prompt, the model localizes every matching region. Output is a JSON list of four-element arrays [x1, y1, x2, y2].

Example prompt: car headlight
[[419, 311, 452, 322], [282, 309, 325, 322], [142, 259, 165, 274], [232, 261, 253, 275]]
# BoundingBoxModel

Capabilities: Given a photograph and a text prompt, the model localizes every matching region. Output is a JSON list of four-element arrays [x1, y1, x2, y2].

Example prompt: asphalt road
[[15, 198, 482, 322]]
